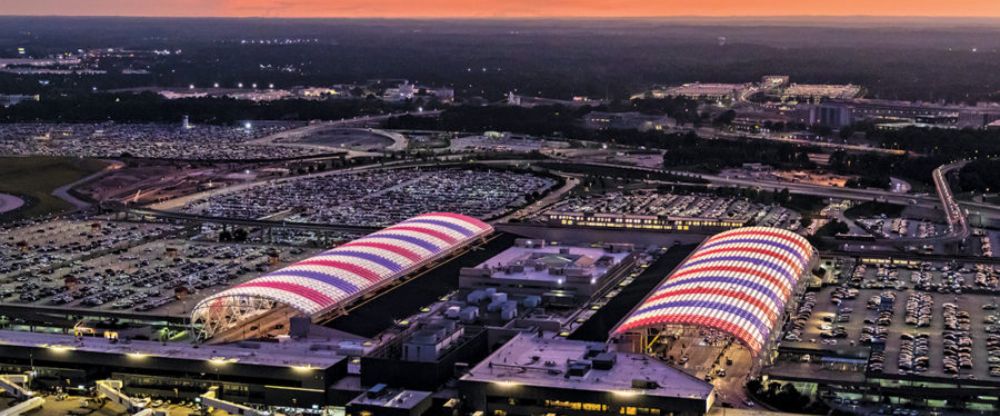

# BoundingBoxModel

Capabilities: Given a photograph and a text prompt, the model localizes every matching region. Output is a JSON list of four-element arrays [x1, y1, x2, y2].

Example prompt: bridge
[[932, 160, 971, 242]]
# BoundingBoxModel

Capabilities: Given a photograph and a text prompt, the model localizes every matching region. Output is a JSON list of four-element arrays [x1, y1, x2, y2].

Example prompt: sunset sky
[[3, 0, 1000, 18]]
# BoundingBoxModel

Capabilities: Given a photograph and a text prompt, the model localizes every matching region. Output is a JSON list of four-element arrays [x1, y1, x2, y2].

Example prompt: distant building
[[226, 89, 293, 101], [810, 98, 1000, 128], [507, 92, 603, 108], [158, 90, 209, 100], [295, 86, 346, 98], [760, 75, 791, 90], [383, 81, 454, 103], [809, 102, 853, 128], [781, 83, 862, 102], [582, 111, 675, 131], [741, 162, 773, 172], [875, 121, 958, 131], [0, 94, 39, 108], [642, 82, 751, 102]]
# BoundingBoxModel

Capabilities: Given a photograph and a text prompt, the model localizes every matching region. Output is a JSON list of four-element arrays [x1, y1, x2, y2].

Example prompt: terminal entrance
[[618, 325, 758, 406]]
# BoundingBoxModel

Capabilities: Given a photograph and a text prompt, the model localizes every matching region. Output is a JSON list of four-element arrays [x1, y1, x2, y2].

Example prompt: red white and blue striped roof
[[193, 213, 492, 318], [612, 227, 814, 354]]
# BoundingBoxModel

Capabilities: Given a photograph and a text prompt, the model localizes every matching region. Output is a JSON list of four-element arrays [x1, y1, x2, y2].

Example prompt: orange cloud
[[214, 0, 1000, 17], [5, 0, 1000, 17]]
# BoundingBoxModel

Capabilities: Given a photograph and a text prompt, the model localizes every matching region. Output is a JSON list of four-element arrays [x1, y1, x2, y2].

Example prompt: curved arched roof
[[191, 213, 492, 337], [611, 227, 814, 354]]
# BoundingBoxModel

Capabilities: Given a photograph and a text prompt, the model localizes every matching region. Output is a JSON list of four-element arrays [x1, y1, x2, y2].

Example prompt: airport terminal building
[[0, 213, 495, 410], [0, 223, 826, 415], [613, 227, 817, 367], [191, 212, 493, 341]]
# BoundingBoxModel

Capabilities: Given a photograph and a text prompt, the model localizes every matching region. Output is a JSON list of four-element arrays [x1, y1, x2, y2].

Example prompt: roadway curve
[[247, 111, 438, 156], [52, 160, 125, 210]]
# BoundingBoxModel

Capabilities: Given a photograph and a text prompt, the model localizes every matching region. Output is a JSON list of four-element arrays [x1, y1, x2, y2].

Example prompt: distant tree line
[[859, 125, 1000, 158], [660, 132, 816, 173], [0, 93, 421, 124], [383, 98, 701, 136], [4, 18, 1000, 103], [958, 159, 1000, 193]]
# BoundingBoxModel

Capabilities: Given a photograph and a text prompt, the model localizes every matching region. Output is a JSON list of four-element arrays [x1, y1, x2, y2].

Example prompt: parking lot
[[537, 189, 802, 229], [296, 127, 393, 151], [1, 219, 319, 316], [1, 220, 182, 281], [181, 167, 557, 226], [449, 134, 569, 153], [0, 122, 325, 160], [856, 217, 946, 241], [782, 256, 1000, 383]]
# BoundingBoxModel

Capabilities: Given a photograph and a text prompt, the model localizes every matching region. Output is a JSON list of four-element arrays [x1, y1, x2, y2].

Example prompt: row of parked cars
[[904, 293, 933, 327], [869, 350, 887, 373], [783, 292, 817, 342], [830, 286, 859, 306], [942, 303, 974, 374], [898, 333, 930, 373], [860, 325, 887, 345], [987, 334, 1000, 377]]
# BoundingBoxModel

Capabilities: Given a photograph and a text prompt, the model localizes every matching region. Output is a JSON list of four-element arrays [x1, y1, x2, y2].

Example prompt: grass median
[[0, 156, 108, 220]]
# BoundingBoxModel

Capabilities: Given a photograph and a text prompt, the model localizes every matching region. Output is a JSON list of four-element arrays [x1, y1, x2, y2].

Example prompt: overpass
[[933, 160, 971, 242]]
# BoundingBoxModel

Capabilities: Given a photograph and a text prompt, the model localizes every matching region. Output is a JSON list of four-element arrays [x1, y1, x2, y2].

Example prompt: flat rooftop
[[461, 334, 713, 401], [348, 389, 432, 410], [0, 329, 345, 369], [663, 83, 749, 96], [473, 244, 631, 283]]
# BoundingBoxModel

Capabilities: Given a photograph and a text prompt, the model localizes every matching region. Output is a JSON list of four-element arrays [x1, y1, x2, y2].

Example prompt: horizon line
[[3, 14, 1000, 20]]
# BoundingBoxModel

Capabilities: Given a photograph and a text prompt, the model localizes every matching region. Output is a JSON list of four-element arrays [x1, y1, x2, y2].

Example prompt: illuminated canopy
[[191, 212, 493, 338], [612, 227, 815, 354]]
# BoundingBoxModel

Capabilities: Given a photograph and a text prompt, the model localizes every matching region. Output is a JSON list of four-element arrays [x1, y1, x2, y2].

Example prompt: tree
[[713, 109, 737, 126], [233, 228, 249, 242]]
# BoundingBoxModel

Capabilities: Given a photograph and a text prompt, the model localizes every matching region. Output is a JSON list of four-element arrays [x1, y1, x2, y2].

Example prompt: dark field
[[0, 157, 107, 220]]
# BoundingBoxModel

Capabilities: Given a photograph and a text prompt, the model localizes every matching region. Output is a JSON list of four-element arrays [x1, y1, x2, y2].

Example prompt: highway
[[686, 126, 908, 156]]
